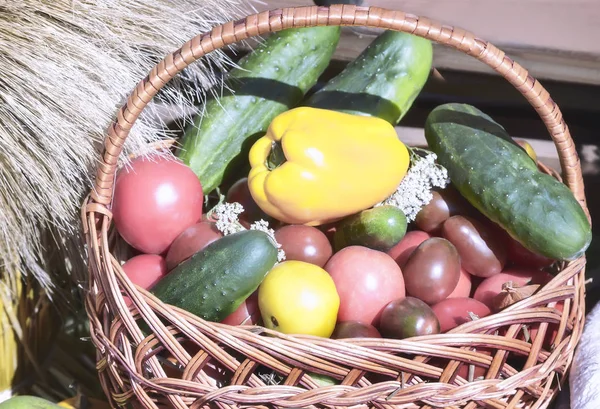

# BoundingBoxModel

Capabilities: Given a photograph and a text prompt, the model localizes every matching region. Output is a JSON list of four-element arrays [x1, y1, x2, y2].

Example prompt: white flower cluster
[[380, 152, 450, 222], [250, 220, 286, 262], [213, 202, 245, 235], [211, 201, 286, 262]]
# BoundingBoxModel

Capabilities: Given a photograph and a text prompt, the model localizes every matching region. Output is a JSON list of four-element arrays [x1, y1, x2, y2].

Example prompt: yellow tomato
[[258, 260, 340, 338]]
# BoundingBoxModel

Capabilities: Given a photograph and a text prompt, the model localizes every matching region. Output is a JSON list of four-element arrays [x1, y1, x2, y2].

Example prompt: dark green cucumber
[[304, 30, 432, 124], [424, 103, 592, 261], [334, 205, 407, 252], [151, 230, 278, 322], [177, 26, 341, 194]]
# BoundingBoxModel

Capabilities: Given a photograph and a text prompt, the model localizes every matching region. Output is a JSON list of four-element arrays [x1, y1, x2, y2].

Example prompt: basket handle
[[91, 5, 588, 216]]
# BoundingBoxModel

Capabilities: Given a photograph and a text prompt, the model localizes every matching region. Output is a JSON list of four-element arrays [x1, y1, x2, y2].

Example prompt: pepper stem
[[267, 141, 286, 170]]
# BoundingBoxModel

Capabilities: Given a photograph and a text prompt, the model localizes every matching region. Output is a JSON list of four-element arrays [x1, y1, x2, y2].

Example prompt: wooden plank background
[[253, 0, 600, 85]]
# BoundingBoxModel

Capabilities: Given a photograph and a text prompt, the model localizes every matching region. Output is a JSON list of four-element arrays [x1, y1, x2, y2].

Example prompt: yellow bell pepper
[[248, 107, 410, 226]]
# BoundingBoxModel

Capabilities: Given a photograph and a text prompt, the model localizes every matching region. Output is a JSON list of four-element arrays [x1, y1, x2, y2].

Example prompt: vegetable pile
[[110, 26, 592, 377]]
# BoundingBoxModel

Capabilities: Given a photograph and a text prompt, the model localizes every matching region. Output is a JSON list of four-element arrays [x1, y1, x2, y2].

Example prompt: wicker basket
[[82, 5, 591, 409]]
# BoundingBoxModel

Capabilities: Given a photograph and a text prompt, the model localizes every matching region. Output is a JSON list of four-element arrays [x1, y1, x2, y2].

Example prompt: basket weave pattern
[[82, 6, 589, 409]]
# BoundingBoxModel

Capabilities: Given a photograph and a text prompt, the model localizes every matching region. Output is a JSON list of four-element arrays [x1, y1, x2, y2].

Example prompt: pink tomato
[[456, 349, 492, 380], [387, 230, 432, 268], [324, 246, 405, 326], [525, 302, 564, 348], [431, 297, 491, 333], [112, 155, 204, 254], [123, 254, 168, 290], [472, 268, 553, 310], [447, 268, 473, 299], [122, 254, 168, 306]]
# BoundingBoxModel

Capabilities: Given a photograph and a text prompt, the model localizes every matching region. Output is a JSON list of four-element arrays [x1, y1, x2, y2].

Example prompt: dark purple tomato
[[226, 177, 272, 228], [378, 297, 440, 339], [275, 225, 333, 267], [402, 238, 461, 305], [165, 221, 223, 271], [331, 321, 382, 339], [442, 215, 507, 278], [414, 187, 471, 233]]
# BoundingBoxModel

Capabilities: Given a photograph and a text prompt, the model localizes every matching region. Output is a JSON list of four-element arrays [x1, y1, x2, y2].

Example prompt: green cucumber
[[177, 26, 341, 194], [304, 30, 432, 124], [333, 205, 407, 252], [151, 230, 278, 322], [424, 103, 592, 261]]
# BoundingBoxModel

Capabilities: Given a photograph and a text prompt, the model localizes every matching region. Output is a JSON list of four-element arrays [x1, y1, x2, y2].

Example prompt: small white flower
[[380, 152, 450, 222], [211, 201, 287, 262], [250, 220, 286, 262], [213, 202, 245, 235]]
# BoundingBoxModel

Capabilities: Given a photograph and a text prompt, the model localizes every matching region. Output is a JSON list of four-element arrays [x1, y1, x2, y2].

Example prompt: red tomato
[[123, 254, 168, 290], [165, 221, 223, 271], [430, 348, 493, 382], [386, 230, 432, 268], [506, 237, 555, 269], [472, 268, 553, 310], [112, 155, 204, 254], [122, 254, 168, 306], [221, 291, 261, 326], [431, 297, 491, 333], [523, 302, 564, 348], [456, 349, 492, 380], [324, 246, 405, 326], [447, 268, 473, 299], [226, 177, 272, 228]]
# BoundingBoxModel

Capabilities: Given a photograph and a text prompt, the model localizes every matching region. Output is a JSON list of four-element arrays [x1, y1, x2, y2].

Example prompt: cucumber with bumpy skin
[[151, 230, 278, 322], [424, 103, 591, 261], [177, 26, 341, 194], [304, 30, 432, 124]]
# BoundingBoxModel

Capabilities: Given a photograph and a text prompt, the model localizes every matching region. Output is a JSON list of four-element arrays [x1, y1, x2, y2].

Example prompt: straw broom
[[0, 0, 255, 402]]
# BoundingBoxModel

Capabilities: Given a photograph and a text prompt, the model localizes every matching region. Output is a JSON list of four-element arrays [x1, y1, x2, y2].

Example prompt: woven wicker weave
[[82, 5, 590, 409]]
